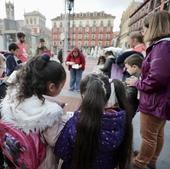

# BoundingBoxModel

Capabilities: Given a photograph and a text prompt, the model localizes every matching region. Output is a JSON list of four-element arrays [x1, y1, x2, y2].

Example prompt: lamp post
[[63, 0, 74, 58]]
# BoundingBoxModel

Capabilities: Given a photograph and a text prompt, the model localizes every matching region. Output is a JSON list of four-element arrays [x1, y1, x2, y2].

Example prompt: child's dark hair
[[17, 32, 25, 38], [13, 55, 66, 103], [97, 55, 106, 65], [72, 74, 111, 169], [72, 74, 133, 169], [111, 79, 133, 169], [124, 53, 144, 68], [105, 50, 114, 56], [8, 43, 19, 52], [40, 38, 45, 43]]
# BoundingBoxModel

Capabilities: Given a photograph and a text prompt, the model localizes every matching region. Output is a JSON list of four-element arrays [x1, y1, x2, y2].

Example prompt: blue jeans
[[69, 68, 83, 91]]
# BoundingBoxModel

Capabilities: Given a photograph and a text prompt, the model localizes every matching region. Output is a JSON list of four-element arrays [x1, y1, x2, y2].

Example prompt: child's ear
[[47, 82, 56, 95]]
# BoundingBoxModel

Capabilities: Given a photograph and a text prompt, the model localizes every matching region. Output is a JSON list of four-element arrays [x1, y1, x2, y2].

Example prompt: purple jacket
[[135, 38, 170, 120], [54, 109, 126, 169]]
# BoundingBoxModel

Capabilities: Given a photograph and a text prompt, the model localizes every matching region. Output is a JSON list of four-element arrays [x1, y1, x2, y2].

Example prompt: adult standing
[[16, 32, 28, 63], [66, 48, 85, 92], [129, 31, 146, 56], [127, 11, 170, 169]]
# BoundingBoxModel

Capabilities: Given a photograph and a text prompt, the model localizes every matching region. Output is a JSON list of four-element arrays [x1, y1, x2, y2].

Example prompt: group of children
[[0, 50, 134, 169]]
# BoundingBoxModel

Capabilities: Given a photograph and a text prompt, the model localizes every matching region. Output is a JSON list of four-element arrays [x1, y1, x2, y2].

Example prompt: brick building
[[117, 1, 141, 49], [51, 12, 115, 52], [129, 0, 170, 33]]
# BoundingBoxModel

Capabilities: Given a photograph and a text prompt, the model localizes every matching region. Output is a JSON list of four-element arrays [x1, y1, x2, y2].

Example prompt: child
[[6, 43, 22, 76], [124, 54, 144, 116], [93, 55, 106, 74], [0, 54, 7, 100], [0, 55, 66, 169], [124, 53, 143, 78], [54, 74, 132, 169]]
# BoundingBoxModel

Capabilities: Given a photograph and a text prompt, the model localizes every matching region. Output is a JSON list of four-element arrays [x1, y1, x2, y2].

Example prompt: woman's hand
[[126, 76, 138, 86], [66, 61, 75, 66]]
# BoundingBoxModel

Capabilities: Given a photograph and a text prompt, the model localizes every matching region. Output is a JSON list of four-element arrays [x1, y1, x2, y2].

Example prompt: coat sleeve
[[42, 114, 67, 147], [54, 119, 73, 161], [136, 42, 170, 93]]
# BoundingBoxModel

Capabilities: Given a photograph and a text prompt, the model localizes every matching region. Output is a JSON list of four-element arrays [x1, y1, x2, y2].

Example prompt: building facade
[[117, 1, 141, 49], [129, 0, 170, 33], [24, 11, 52, 52], [52, 12, 115, 52]]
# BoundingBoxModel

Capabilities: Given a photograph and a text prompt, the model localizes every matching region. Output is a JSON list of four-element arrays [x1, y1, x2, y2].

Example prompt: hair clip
[[41, 54, 50, 62]]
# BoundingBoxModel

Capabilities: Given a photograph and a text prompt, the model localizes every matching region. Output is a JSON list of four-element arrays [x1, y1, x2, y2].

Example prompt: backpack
[[0, 120, 46, 169]]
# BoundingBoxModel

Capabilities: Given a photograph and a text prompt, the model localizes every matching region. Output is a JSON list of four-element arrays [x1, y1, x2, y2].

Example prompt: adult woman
[[66, 48, 85, 92], [127, 11, 170, 169]]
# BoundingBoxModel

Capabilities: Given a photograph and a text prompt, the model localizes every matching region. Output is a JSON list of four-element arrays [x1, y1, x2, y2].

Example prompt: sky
[[0, 0, 141, 31]]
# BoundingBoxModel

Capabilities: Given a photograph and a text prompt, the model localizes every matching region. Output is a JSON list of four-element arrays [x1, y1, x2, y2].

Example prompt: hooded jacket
[[135, 38, 170, 120], [54, 109, 126, 169], [0, 87, 66, 169]]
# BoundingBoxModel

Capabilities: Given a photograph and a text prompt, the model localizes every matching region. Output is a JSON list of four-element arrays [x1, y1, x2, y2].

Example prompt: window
[[30, 18, 33, 25], [98, 34, 103, 40], [86, 21, 89, 26], [78, 34, 82, 40], [26, 19, 29, 24], [84, 34, 88, 40], [100, 21, 103, 26], [93, 20, 96, 26], [149, 0, 154, 11], [60, 22, 62, 27], [85, 27, 89, 32], [163, 2, 170, 11], [108, 20, 111, 26], [34, 18, 36, 25], [92, 41, 95, 46], [155, 0, 161, 7], [92, 34, 95, 40]]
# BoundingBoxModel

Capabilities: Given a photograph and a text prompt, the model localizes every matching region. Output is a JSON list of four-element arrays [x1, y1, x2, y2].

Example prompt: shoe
[[133, 151, 156, 169], [147, 163, 156, 169], [69, 88, 74, 91]]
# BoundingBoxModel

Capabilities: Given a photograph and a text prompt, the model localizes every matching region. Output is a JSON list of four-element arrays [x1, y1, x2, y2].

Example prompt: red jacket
[[66, 48, 85, 71]]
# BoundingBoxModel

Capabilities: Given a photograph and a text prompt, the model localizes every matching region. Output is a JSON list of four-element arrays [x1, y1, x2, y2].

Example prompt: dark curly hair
[[12, 55, 66, 103]]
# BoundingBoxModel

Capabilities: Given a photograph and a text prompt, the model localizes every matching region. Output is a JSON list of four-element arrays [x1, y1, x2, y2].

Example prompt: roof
[[52, 11, 115, 21], [24, 11, 46, 20]]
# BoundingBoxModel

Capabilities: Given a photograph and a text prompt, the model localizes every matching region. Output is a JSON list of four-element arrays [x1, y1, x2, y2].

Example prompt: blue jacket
[[6, 54, 21, 76]]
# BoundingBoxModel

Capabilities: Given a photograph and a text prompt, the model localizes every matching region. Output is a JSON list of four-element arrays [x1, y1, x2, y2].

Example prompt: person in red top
[[16, 32, 28, 63], [129, 31, 146, 57], [66, 47, 85, 92]]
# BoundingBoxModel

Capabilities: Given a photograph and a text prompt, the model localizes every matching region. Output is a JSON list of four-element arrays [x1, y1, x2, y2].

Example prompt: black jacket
[[101, 55, 115, 78], [6, 54, 21, 76]]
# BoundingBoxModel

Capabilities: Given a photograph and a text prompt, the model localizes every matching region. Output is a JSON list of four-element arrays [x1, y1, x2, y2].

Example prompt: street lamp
[[63, 0, 74, 57]]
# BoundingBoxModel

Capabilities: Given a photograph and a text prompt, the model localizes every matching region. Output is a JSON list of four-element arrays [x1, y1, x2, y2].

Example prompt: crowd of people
[[0, 10, 169, 169]]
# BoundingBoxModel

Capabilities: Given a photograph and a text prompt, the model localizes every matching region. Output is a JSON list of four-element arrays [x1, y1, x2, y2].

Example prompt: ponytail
[[72, 74, 111, 169], [112, 79, 133, 169]]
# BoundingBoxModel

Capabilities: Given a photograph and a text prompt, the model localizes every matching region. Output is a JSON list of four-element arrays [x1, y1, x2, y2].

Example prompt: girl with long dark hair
[[54, 74, 133, 169]]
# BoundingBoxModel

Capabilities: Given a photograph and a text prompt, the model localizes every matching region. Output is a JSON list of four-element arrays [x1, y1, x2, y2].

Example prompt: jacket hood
[[0, 87, 63, 133]]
